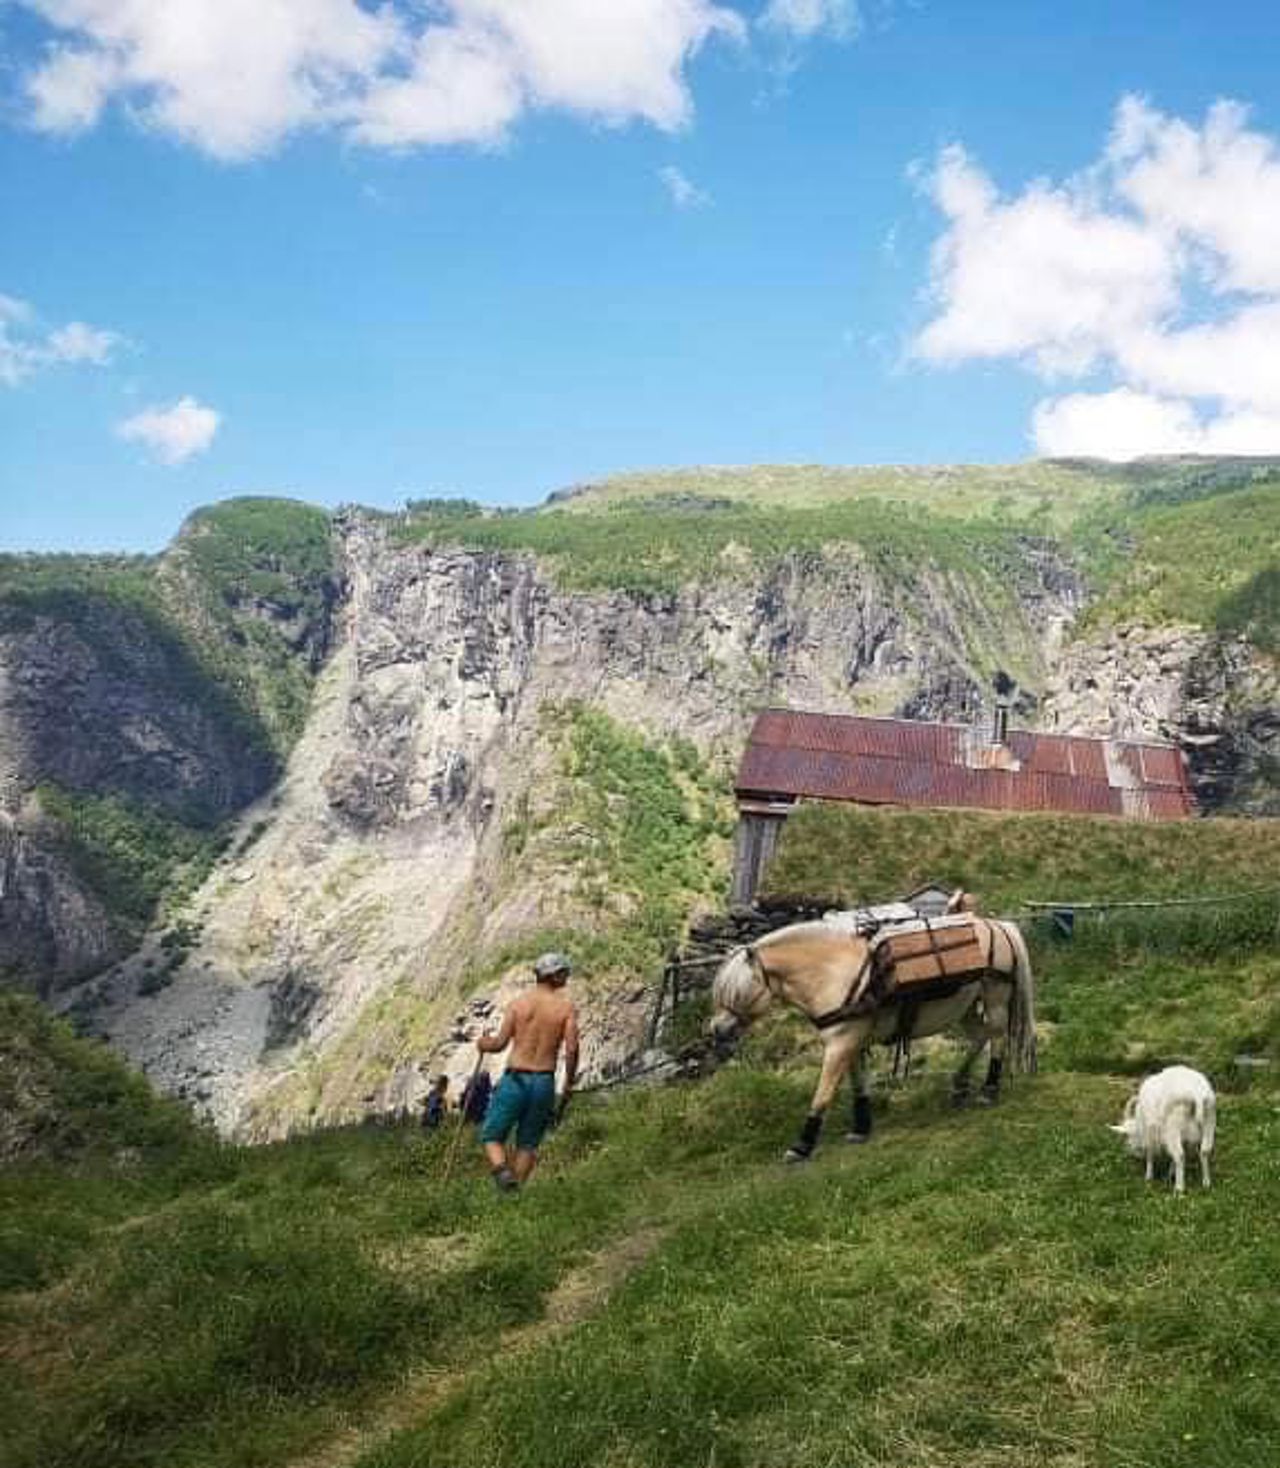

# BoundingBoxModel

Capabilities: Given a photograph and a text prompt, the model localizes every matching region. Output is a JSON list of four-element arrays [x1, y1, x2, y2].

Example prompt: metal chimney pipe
[[992, 670, 1015, 745]]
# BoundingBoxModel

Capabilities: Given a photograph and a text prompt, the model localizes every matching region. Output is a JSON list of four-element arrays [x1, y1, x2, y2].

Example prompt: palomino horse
[[708, 918, 1036, 1161]]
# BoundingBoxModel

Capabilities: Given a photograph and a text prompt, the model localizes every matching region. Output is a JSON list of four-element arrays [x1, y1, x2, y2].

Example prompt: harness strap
[[811, 952, 874, 1029]]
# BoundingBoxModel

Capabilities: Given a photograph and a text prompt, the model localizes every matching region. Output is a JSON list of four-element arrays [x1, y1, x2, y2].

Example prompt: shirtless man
[[475, 951, 580, 1191]]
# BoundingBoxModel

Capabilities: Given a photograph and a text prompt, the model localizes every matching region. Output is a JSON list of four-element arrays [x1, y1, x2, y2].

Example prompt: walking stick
[[440, 1039, 487, 1185]]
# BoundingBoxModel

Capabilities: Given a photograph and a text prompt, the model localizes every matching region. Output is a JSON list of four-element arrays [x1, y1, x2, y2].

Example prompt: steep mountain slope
[[3, 458, 1277, 1137], [0, 499, 339, 990]]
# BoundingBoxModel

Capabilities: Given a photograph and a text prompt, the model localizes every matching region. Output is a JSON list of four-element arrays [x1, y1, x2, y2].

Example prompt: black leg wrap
[[850, 1094, 873, 1140], [786, 1112, 823, 1162], [980, 1056, 1003, 1104]]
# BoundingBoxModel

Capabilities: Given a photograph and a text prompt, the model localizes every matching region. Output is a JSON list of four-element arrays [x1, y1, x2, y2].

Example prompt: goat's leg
[[1165, 1127, 1186, 1194], [786, 1029, 860, 1163], [1145, 1146, 1156, 1183], [846, 1051, 873, 1143], [1201, 1104, 1215, 1189]]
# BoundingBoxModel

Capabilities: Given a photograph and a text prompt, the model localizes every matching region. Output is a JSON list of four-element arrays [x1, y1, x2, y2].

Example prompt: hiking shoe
[[491, 1165, 518, 1193]]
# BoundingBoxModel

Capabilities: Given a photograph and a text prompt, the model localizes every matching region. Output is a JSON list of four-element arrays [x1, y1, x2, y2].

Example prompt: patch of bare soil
[[289, 1224, 666, 1468]]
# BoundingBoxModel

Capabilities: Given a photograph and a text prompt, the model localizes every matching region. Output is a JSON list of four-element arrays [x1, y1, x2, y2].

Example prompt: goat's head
[[1108, 1095, 1142, 1152]]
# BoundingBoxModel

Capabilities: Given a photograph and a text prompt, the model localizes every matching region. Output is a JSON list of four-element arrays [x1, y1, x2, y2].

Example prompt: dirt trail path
[[290, 1224, 665, 1468]]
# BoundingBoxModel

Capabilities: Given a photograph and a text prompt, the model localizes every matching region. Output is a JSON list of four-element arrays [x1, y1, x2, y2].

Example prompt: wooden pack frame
[[870, 917, 988, 995]]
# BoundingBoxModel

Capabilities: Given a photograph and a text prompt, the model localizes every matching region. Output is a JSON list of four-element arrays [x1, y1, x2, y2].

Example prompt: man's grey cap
[[533, 951, 572, 979]]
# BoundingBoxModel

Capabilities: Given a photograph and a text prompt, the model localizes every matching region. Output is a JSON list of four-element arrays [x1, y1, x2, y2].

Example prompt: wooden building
[[732, 707, 1196, 904]]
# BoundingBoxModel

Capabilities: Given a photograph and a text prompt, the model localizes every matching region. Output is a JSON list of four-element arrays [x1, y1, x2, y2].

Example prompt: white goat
[[1111, 1065, 1216, 1194]]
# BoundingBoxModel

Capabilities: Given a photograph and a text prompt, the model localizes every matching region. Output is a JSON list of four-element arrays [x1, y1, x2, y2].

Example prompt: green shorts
[[479, 1070, 556, 1152]]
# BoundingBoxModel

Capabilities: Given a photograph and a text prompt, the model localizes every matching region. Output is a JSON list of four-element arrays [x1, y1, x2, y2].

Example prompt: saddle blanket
[[821, 901, 917, 934], [870, 917, 989, 992]]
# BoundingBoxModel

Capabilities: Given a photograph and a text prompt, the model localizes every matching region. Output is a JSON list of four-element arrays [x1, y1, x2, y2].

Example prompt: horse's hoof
[[784, 1147, 811, 1164], [844, 1131, 871, 1145], [950, 1090, 971, 1110], [977, 1089, 999, 1107]]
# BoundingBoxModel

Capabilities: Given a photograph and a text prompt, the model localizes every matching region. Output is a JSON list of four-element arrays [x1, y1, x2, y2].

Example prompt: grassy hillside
[[4, 908, 1280, 1468], [0, 992, 203, 1168], [552, 454, 1280, 520], [549, 459, 1128, 525], [761, 802, 1280, 911], [1079, 479, 1280, 653], [6, 798, 1280, 1468], [394, 491, 1047, 602]]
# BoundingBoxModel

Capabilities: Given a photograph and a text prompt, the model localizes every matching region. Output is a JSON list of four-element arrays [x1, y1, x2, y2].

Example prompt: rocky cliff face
[[1042, 625, 1280, 814], [5, 499, 1276, 1138], [0, 807, 117, 995], [0, 595, 277, 988], [0, 499, 338, 991]]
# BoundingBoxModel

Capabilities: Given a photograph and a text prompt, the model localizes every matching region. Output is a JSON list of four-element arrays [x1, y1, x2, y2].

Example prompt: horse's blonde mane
[[712, 947, 765, 1015]]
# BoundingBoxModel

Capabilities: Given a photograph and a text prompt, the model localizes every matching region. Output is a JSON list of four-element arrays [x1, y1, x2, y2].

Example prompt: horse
[[708, 917, 1036, 1161]]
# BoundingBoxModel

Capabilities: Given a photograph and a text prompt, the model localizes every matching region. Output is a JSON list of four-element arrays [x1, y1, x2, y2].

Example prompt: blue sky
[[4, 0, 1280, 551]]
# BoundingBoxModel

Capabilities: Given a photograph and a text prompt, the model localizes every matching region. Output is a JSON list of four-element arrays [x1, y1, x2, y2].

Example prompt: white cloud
[[46, 320, 120, 365], [17, 0, 744, 160], [760, 0, 859, 40], [916, 144, 1176, 376], [0, 292, 120, 386], [658, 163, 710, 208], [0, 295, 36, 325], [913, 96, 1280, 459], [1109, 97, 1280, 295], [1032, 390, 1280, 459], [116, 395, 221, 464], [351, 24, 522, 149], [23, 0, 400, 159]]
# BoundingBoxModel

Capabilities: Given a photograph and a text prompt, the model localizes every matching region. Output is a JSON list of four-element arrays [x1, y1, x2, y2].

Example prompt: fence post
[[647, 965, 669, 1046]]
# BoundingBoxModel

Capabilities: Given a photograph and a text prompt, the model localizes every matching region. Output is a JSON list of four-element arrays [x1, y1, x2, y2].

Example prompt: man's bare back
[[501, 985, 579, 1072]]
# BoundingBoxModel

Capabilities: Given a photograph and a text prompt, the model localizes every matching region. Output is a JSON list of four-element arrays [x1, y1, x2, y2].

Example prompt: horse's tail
[[997, 919, 1037, 1075]]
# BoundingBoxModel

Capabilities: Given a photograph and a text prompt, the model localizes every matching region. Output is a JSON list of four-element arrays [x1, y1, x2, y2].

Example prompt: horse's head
[[708, 946, 773, 1055]]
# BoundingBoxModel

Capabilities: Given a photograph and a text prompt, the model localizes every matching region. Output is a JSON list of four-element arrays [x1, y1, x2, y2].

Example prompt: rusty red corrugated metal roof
[[736, 709, 1195, 821]]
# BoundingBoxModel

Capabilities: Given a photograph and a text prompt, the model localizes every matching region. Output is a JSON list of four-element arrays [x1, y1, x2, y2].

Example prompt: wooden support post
[[647, 965, 670, 1046]]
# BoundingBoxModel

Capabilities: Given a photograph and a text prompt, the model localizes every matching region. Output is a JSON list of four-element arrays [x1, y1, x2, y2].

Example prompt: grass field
[[5, 854, 1280, 1468], [547, 460, 1131, 526]]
